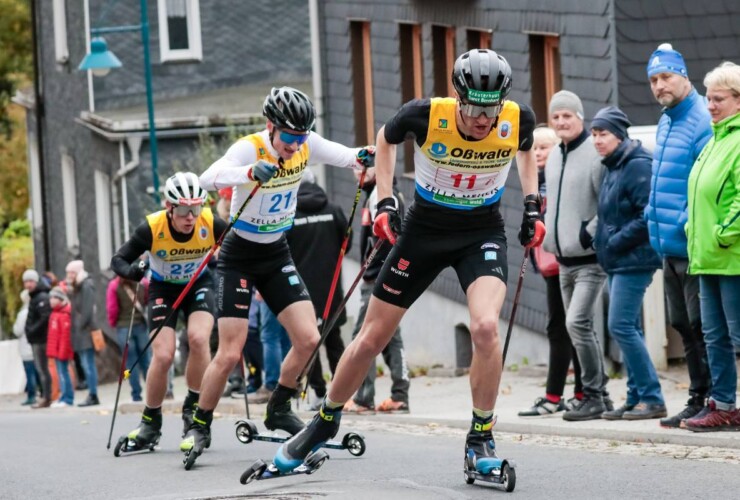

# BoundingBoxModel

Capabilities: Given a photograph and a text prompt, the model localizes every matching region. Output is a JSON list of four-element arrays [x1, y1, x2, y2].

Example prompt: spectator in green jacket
[[684, 62, 740, 432]]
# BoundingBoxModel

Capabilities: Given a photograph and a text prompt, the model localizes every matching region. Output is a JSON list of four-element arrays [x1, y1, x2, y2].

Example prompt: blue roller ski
[[234, 419, 365, 457], [463, 435, 516, 492], [240, 451, 329, 484]]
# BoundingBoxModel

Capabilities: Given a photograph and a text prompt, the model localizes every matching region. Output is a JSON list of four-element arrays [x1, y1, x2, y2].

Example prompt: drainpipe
[[113, 136, 142, 242], [309, 0, 327, 187]]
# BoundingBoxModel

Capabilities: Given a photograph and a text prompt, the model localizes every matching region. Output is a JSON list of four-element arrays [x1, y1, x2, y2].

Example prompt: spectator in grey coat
[[23, 269, 52, 408], [66, 260, 100, 407], [543, 90, 611, 421]]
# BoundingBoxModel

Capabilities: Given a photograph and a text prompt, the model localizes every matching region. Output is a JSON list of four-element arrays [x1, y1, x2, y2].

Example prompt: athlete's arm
[[306, 132, 368, 170], [199, 140, 259, 190], [110, 221, 153, 280], [374, 126, 397, 201], [515, 104, 538, 197]]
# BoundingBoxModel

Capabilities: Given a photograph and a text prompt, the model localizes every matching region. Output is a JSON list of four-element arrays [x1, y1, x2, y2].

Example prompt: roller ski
[[235, 419, 366, 457], [240, 450, 330, 484], [463, 415, 516, 492], [180, 409, 212, 470], [113, 413, 162, 457]]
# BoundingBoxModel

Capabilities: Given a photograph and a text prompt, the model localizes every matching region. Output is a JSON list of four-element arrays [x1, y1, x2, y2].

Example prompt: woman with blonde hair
[[684, 62, 740, 432]]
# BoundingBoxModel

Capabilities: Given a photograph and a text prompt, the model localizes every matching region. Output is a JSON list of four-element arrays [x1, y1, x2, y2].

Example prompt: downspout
[[309, 0, 327, 187], [30, 0, 51, 269], [113, 136, 143, 242]]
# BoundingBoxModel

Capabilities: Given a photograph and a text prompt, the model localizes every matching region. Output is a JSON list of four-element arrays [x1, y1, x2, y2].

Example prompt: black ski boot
[[264, 384, 305, 436], [180, 408, 212, 470], [114, 408, 162, 456], [464, 414, 500, 475], [181, 389, 202, 443], [273, 402, 341, 473]]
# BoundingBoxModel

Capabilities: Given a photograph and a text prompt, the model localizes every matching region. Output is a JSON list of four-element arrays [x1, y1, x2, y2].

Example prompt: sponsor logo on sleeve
[[397, 258, 410, 271], [484, 251, 497, 261], [288, 275, 300, 286], [481, 242, 500, 250], [382, 284, 402, 295], [282, 265, 296, 273]]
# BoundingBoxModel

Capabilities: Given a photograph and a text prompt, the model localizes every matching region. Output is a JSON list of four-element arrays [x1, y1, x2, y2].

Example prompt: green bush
[[0, 224, 33, 336]]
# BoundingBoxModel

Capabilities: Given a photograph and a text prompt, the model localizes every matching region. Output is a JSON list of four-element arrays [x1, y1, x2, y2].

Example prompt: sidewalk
[[3, 363, 739, 450]]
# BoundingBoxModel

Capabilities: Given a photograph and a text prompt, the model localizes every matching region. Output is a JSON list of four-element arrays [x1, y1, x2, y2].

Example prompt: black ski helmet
[[263, 87, 316, 132], [452, 49, 512, 105]]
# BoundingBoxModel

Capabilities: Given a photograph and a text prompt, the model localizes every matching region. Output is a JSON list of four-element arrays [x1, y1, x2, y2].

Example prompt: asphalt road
[[3, 412, 739, 499]]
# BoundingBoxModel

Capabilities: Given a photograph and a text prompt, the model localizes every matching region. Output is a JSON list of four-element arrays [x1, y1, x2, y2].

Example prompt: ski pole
[[106, 262, 145, 449], [125, 177, 267, 379], [297, 237, 386, 394], [502, 221, 545, 367], [237, 354, 251, 420]]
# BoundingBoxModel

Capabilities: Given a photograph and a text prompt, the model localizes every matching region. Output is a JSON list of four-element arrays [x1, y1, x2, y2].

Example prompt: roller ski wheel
[[235, 420, 258, 444], [239, 450, 330, 484], [341, 432, 366, 457], [113, 422, 161, 457]]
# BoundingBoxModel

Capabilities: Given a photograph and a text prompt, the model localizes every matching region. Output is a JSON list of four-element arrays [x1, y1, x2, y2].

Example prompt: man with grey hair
[[543, 90, 611, 421], [645, 43, 713, 428]]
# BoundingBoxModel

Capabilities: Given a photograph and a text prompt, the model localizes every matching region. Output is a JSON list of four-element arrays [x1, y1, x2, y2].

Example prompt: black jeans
[[544, 275, 583, 398], [663, 257, 711, 399]]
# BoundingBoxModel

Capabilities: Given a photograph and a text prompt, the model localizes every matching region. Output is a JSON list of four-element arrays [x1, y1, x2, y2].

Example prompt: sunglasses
[[459, 102, 503, 118], [172, 204, 203, 217], [279, 130, 310, 146]]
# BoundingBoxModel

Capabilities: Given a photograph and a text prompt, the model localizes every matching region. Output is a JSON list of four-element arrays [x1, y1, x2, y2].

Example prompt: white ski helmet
[[163, 172, 207, 206]]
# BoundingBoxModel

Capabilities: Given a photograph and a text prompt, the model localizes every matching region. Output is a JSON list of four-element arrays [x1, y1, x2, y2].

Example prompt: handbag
[[533, 244, 559, 278], [91, 329, 106, 352]]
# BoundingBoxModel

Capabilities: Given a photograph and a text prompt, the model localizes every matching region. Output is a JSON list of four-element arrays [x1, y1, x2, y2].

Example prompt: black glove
[[128, 260, 148, 282], [579, 220, 594, 250], [518, 194, 542, 247], [373, 197, 402, 244]]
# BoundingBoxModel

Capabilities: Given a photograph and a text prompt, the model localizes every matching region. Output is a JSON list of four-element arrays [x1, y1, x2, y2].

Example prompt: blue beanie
[[591, 106, 631, 141], [647, 43, 688, 78]]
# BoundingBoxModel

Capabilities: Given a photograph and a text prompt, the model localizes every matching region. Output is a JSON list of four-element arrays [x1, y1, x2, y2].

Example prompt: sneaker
[[518, 397, 565, 416], [77, 394, 100, 407], [32, 398, 51, 409], [660, 397, 704, 428], [246, 386, 271, 404], [601, 403, 636, 420], [21, 397, 36, 406], [344, 400, 376, 415], [684, 401, 740, 432], [603, 395, 615, 412], [622, 402, 668, 420], [565, 396, 583, 411], [562, 396, 605, 421], [376, 398, 410, 413], [50, 400, 71, 408]]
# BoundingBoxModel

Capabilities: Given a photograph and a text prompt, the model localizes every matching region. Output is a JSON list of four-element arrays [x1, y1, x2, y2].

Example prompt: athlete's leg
[[327, 297, 407, 403], [275, 301, 320, 388], [466, 276, 507, 410], [144, 327, 176, 408], [197, 317, 248, 411], [183, 310, 214, 391]]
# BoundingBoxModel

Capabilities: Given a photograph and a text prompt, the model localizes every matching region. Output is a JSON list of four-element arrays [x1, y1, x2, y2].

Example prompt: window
[[350, 21, 375, 145], [28, 133, 43, 231], [432, 25, 456, 97], [95, 171, 113, 271], [529, 34, 562, 123], [466, 29, 492, 51], [157, 0, 202, 61], [399, 23, 423, 174], [61, 154, 79, 251], [53, 0, 69, 63]]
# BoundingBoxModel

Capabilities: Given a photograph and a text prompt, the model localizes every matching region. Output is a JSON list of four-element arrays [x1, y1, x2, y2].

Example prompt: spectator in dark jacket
[[591, 106, 667, 421], [285, 170, 349, 405], [23, 269, 52, 408], [66, 260, 100, 407]]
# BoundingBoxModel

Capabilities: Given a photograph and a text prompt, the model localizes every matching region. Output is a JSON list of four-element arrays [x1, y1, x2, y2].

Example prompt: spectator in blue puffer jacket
[[645, 43, 713, 428], [591, 106, 666, 421]]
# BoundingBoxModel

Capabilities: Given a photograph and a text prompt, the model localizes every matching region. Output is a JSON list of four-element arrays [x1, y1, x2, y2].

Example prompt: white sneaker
[[51, 401, 71, 408]]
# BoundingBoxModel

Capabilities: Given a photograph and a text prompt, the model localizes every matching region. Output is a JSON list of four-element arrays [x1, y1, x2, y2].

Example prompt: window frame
[[53, 0, 69, 64], [350, 20, 375, 146], [157, 0, 203, 62], [399, 22, 423, 174], [61, 154, 80, 252]]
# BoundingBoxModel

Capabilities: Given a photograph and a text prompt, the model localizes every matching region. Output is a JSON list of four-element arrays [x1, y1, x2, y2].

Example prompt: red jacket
[[47, 303, 73, 360]]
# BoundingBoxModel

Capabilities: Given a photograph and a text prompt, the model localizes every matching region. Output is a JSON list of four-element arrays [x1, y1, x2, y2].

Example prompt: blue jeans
[[77, 348, 99, 397], [259, 301, 291, 390], [607, 271, 664, 405], [54, 359, 74, 405], [116, 323, 151, 401], [699, 275, 740, 409], [22, 360, 37, 400]]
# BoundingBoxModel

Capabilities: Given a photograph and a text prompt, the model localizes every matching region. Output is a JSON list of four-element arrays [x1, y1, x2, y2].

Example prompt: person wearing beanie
[[590, 106, 667, 420], [22, 269, 52, 408], [645, 43, 713, 428], [13, 289, 38, 405], [47, 286, 74, 407], [65, 259, 99, 407], [543, 90, 612, 421]]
